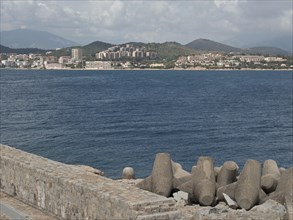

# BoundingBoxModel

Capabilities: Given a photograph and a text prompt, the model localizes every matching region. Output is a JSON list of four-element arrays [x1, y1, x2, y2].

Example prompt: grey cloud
[[1, 0, 292, 46]]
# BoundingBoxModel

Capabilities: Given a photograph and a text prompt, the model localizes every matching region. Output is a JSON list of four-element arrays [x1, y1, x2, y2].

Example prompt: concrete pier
[[0, 144, 180, 220]]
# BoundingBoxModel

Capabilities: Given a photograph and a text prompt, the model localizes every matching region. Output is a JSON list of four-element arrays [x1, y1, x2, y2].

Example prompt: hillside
[[185, 38, 243, 53], [99, 42, 197, 60], [0, 44, 47, 54], [0, 29, 79, 49], [50, 41, 114, 58], [1, 37, 290, 60], [83, 41, 114, 56], [243, 35, 293, 52], [123, 41, 199, 60], [145, 42, 199, 60], [246, 47, 290, 56]]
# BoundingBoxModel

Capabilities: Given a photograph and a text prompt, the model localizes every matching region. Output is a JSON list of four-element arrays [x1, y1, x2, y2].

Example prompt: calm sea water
[[0, 69, 292, 178]]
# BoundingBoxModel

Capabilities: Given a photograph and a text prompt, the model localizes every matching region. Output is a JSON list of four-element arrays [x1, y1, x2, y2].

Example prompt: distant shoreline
[[1, 67, 292, 71]]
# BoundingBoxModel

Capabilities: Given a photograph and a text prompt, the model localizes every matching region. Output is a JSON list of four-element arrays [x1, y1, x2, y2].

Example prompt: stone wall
[[0, 144, 181, 220]]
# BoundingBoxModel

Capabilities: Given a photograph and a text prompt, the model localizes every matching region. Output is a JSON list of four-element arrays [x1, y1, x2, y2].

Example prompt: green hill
[[50, 41, 114, 58], [246, 47, 290, 56], [0, 44, 47, 54], [185, 38, 243, 53], [146, 42, 199, 60], [82, 41, 114, 56], [124, 41, 199, 60]]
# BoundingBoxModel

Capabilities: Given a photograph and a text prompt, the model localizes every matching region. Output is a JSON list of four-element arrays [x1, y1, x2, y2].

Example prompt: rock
[[284, 192, 293, 220], [217, 161, 238, 188], [261, 159, 281, 193], [193, 156, 216, 206], [208, 207, 220, 214], [223, 193, 238, 209], [250, 199, 286, 220], [151, 153, 173, 197], [173, 191, 189, 205], [122, 167, 135, 179], [235, 159, 261, 210]]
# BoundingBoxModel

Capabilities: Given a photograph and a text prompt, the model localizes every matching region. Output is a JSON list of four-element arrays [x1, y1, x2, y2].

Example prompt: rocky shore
[[117, 153, 293, 220]]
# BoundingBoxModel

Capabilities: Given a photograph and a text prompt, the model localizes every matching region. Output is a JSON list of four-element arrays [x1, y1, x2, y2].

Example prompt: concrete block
[[135, 176, 152, 192], [261, 159, 281, 193], [258, 188, 268, 205], [193, 156, 216, 206], [151, 153, 174, 197], [217, 182, 237, 202], [235, 159, 261, 210], [266, 168, 293, 205], [171, 160, 190, 179], [122, 167, 135, 179], [173, 175, 192, 189], [177, 180, 193, 196], [284, 193, 293, 220], [217, 161, 238, 188]]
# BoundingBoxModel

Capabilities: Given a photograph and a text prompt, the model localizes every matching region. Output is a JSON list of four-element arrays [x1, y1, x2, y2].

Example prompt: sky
[[1, 0, 292, 46]]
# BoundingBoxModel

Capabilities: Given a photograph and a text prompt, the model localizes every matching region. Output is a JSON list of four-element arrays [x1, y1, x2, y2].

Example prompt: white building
[[85, 61, 112, 69], [71, 48, 83, 60], [59, 56, 71, 64]]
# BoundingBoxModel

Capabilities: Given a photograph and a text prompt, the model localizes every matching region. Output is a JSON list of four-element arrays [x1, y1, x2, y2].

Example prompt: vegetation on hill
[[83, 41, 114, 56], [146, 42, 199, 60], [185, 38, 290, 56], [1, 37, 291, 62], [50, 41, 114, 59], [246, 47, 290, 56], [0, 44, 47, 54]]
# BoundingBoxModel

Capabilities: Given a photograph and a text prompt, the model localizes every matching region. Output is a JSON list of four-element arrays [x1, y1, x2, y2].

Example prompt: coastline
[[1, 67, 292, 71]]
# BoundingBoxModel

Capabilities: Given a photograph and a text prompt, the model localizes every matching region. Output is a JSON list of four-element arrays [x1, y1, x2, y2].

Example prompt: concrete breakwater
[[1, 144, 292, 220], [136, 153, 292, 212]]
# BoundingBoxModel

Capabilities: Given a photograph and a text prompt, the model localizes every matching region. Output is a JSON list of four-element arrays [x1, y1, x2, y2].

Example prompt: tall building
[[71, 48, 83, 60]]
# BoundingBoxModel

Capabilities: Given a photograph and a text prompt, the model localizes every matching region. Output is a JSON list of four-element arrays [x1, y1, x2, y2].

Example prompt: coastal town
[[0, 45, 292, 70]]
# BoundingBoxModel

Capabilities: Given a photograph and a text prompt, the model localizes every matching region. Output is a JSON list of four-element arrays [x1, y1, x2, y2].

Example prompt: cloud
[[1, 0, 292, 45]]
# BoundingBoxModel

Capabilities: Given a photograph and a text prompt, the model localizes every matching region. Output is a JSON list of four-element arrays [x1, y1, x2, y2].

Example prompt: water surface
[[1, 69, 292, 178]]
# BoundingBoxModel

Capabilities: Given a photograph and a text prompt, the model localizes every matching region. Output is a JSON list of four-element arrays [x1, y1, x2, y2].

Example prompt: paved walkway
[[0, 191, 56, 220]]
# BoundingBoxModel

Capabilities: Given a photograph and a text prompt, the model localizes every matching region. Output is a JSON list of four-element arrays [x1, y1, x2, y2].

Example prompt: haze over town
[[1, 0, 292, 48]]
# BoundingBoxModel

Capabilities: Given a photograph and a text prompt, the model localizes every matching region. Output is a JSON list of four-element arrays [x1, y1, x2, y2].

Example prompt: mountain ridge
[[0, 29, 80, 50], [184, 38, 289, 55], [0, 28, 290, 57], [0, 44, 47, 54], [185, 38, 243, 53]]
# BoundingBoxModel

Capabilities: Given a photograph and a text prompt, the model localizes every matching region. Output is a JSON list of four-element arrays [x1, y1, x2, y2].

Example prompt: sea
[[0, 69, 292, 179]]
